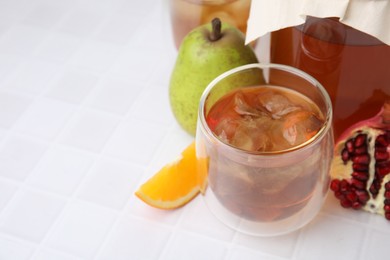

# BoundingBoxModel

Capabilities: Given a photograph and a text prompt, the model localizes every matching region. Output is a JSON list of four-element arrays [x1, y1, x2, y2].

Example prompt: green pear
[[169, 18, 262, 136]]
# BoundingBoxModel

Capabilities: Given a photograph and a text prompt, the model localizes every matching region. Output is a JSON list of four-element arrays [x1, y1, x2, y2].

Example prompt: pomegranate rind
[[336, 103, 390, 144]]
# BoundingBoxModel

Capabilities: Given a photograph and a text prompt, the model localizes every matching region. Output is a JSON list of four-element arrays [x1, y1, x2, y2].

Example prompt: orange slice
[[135, 141, 208, 209]]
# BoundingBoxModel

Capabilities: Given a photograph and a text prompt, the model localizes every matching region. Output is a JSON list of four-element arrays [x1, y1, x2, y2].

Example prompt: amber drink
[[196, 64, 334, 236]]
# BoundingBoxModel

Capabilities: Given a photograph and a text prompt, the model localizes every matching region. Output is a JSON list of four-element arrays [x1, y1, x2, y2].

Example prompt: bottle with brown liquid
[[269, 16, 390, 139]]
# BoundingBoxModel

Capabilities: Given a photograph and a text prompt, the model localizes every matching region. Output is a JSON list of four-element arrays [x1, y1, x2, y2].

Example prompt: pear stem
[[209, 18, 222, 41]]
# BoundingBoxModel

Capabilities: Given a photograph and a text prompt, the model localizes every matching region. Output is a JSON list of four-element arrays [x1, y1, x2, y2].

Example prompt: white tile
[[33, 32, 81, 63], [130, 4, 170, 52], [127, 195, 184, 226], [0, 235, 35, 260], [147, 126, 193, 168], [86, 77, 142, 115], [67, 41, 123, 73], [57, 10, 104, 38], [0, 189, 66, 242], [0, 14, 18, 37], [0, 91, 32, 128], [0, 128, 6, 141], [234, 228, 299, 259], [0, 25, 49, 56], [91, 12, 141, 45], [115, 0, 155, 17], [22, 3, 68, 29], [4, 60, 60, 95], [32, 248, 84, 260], [13, 98, 75, 140], [26, 145, 95, 196], [0, 180, 18, 212], [368, 210, 390, 230], [296, 214, 366, 260], [149, 54, 176, 86], [77, 158, 143, 209], [60, 110, 120, 152], [129, 83, 175, 125], [0, 135, 48, 181], [179, 196, 236, 242], [0, 0, 39, 19], [0, 53, 24, 84], [108, 48, 160, 80], [322, 193, 371, 224], [96, 216, 171, 260], [361, 229, 390, 259], [104, 120, 168, 164], [161, 231, 227, 260], [46, 200, 117, 259], [45, 69, 99, 104], [227, 247, 285, 260], [77, 0, 122, 15]]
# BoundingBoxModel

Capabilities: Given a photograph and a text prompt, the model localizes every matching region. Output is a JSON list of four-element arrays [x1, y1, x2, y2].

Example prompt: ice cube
[[282, 110, 323, 146], [214, 118, 240, 143], [258, 90, 301, 119], [234, 90, 268, 118], [231, 117, 272, 152]]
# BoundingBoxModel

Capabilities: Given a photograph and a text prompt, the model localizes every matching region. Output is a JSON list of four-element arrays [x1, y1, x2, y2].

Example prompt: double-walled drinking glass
[[196, 63, 334, 236]]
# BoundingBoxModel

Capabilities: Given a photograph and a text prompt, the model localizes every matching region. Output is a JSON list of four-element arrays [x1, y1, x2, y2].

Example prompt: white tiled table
[[0, 0, 389, 259]]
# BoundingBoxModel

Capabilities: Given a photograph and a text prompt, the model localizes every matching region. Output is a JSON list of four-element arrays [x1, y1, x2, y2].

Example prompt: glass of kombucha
[[196, 63, 334, 236], [168, 0, 252, 49], [270, 16, 390, 139]]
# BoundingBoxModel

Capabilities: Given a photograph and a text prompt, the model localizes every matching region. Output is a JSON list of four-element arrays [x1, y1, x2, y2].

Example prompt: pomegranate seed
[[369, 184, 378, 196], [385, 212, 390, 221], [376, 135, 388, 147], [353, 163, 368, 171], [385, 199, 390, 205], [352, 201, 362, 210], [354, 146, 367, 155], [346, 192, 358, 202], [376, 166, 390, 178], [351, 171, 369, 181], [334, 191, 345, 200], [356, 190, 369, 203], [340, 180, 349, 192], [346, 140, 355, 153], [377, 161, 390, 168], [384, 205, 390, 212], [385, 191, 390, 199], [385, 182, 390, 190], [340, 199, 352, 208], [374, 179, 382, 190], [354, 134, 366, 147], [375, 150, 389, 161], [375, 146, 387, 153], [352, 154, 370, 164], [341, 148, 350, 162], [351, 179, 365, 190], [330, 179, 340, 191]]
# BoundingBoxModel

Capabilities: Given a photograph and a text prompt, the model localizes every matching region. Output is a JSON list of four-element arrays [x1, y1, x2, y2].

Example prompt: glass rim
[[197, 62, 333, 156]]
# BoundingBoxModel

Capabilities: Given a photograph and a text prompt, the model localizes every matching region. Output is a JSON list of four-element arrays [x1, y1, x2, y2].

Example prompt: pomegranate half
[[330, 101, 390, 219]]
